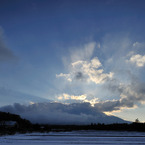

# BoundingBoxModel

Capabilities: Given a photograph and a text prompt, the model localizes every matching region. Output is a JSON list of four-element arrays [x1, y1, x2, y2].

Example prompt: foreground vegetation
[[0, 111, 145, 136]]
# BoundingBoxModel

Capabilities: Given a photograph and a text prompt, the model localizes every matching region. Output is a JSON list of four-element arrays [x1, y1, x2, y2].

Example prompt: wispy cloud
[[0, 27, 17, 61], [0, 87, 51, 106], [132, 41, 145, 48], [128, 54, 145, 67], [70, 42, 96, 62]]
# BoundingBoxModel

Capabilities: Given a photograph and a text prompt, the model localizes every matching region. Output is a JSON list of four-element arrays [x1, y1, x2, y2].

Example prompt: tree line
[[0, 111, 145, 136]]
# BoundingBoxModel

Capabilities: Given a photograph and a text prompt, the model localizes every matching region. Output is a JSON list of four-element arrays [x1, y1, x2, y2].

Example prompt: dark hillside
[[0, 111, 32, 135]]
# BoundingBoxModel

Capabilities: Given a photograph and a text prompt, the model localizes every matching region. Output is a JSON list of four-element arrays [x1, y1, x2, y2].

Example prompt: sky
[[0, 0, 145, 123]]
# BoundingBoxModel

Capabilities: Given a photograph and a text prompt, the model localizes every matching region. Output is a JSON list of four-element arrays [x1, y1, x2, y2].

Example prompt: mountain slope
[[0, 102, 129, 125]]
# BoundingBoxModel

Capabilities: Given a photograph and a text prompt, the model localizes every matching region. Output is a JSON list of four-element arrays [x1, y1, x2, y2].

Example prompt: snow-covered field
[[1, 131, 145, 145]]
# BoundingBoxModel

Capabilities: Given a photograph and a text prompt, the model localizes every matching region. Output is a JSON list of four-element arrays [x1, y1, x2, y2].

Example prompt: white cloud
[[56, 73, 72, 82], [56, 41, 114, 105], [57, 93, 87, 101], [128, 54, 145, 67], [57, 57, 113, 84], [84, 98, 99, 106], [91, 57, 102, 68], [56, 93, 99, 106], [56, 76, 145, 113]]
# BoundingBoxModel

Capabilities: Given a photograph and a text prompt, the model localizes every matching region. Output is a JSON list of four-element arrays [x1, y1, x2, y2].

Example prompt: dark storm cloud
[[94, 99, 134, 112], [0, 102, 126, 124], [97, 77, 145, 112], [94, 100, 121, 112], [0, 28, 17, 61]]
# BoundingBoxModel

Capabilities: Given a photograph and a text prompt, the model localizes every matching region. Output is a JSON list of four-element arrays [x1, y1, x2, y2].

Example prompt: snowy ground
[[1, 131, 145, 145]]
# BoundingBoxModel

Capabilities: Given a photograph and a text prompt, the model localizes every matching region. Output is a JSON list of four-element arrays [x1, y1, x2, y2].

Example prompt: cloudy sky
[[0, 0, 145, 123]]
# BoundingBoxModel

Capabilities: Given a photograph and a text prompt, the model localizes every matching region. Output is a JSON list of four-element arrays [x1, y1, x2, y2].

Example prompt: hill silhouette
[[0, 111, 32, 135]]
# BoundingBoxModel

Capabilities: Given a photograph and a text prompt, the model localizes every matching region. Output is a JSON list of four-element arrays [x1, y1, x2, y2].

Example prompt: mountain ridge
[[0, 102, 130, 125]]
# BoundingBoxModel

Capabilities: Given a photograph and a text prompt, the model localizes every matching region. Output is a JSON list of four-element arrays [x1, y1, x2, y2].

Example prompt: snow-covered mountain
[[0, 102, 130, 124]]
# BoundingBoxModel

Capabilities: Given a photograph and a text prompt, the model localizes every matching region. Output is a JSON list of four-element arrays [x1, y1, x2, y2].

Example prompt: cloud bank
[[95, 74, 145, 113], [0, 102, 127, 124]]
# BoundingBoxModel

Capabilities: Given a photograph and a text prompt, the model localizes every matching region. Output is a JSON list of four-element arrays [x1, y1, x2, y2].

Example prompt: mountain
[[1, 111, 145, 134], [0, 102, 130, 125]]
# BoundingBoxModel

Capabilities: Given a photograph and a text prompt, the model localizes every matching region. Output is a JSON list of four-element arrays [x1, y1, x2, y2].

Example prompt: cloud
[[0, 27, 17, 61], [56, 76, 145, 113], [57, 93, 87, 101], [75, 72, 84, 80], [128, 54, 145, 67], [61, 42, 97, 70], [56, 41, 116, 101], [56, 93, 99, 106], [56, 38, 145, 117], [94, 100, 121, 112], [70, 42, 96, 62], [98, 78, 145, 112], [132, 42, 145, 48], [56, 73, 72, 82], [0, 102, 127, 124], [57, 57, 113, 84]]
